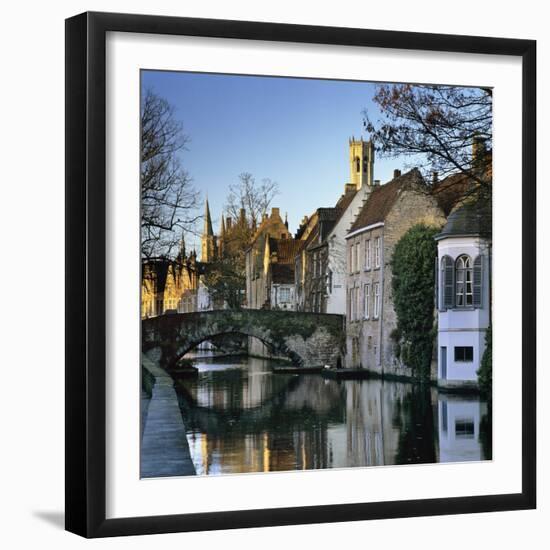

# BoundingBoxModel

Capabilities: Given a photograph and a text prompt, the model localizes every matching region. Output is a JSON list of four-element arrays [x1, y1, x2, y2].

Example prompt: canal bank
[[141, 354, 196, 477], [169, 354, 491, 476], [322, 367, 481, 393]]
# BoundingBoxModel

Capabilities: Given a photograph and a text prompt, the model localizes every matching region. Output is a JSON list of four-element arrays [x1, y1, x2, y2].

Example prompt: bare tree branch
[[364, 84, 492, 204], [141, 88, 200, 259]]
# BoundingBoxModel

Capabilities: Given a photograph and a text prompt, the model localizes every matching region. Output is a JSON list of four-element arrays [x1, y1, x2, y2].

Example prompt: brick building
[[344, 168, 446, 374]]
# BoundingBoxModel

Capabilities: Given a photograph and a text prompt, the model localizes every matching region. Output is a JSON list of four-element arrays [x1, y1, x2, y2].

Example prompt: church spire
[[204, 197, 214, 236], [178, 231, 186, 261], [201, 197, 216, 262]]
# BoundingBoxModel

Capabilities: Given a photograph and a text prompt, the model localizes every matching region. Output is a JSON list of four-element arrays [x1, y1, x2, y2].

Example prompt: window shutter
[[473, 255, 483, 308], [435, 256, 439, 310], [443, 256, 454, 309]]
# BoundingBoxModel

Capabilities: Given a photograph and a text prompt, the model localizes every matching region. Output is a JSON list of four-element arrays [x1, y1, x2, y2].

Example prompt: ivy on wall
[[391, 224, 440, 379], [477, 326, 492, 394]]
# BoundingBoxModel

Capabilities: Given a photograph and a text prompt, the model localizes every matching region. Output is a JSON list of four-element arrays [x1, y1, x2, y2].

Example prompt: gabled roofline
[[345, 221, 384, 240], [434, 233, 492, 242]]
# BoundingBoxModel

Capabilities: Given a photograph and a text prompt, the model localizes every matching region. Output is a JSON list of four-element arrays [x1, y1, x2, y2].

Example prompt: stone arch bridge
[[142, 309, 345, 370]]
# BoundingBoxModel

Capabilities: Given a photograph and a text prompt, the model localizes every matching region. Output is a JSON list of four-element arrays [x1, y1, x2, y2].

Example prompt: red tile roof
[[349, 168, 424, 232], [268, 237, 305, 264], [271, 263, 295, 284]]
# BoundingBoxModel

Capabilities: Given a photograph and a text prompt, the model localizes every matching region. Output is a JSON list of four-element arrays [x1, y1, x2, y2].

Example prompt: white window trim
[[364, 284, 370, 319], [374, 237, 381, 269], [345, 221, 384, 240], [373, 282, 380, 319], [365, 239, 371, 270]]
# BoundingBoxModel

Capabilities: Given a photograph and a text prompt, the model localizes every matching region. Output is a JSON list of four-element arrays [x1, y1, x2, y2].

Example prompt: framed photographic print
[[65, 11, 536, 538]]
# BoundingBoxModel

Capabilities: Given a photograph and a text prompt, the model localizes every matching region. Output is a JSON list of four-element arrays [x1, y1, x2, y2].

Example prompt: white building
[[438, 395, 488, 462], [435, 201, 491, 389], [325, 138, 375, 314]]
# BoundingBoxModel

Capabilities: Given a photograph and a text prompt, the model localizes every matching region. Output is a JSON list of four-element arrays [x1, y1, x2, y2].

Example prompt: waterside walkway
[[141, 354, 196, 478]]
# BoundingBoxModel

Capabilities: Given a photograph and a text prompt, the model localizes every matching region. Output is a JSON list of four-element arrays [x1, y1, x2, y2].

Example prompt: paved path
[[140, 355, 196, 478]]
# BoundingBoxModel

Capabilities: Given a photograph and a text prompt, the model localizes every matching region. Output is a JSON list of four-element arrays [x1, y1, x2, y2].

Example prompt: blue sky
[[142, 70, 407, 251]]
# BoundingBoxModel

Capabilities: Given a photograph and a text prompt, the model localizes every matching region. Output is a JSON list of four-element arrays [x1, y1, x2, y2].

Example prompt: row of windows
[[349, 237, 381, 273], [348, 282, 380, 321]]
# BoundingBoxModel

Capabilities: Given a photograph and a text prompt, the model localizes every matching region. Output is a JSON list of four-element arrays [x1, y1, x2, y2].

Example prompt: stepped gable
[[333, 185, 357, 222]]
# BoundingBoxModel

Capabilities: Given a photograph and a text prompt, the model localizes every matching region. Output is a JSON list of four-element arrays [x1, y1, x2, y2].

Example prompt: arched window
[[355, 157, 361, 172], [455, 255, 473, 307]]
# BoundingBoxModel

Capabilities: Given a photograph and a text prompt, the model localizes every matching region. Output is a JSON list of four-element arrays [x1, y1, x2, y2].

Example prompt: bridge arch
[[174, 330, 302, 366], [142, 309, 345, 370]]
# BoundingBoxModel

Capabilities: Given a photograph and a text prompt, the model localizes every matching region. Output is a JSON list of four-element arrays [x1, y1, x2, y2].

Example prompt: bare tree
[[202, 256, 246, 310], [225, 172, 279, 230], [141, 88, 200, 259], [364, 84, 492, 200], [201, 172, 279, 309]]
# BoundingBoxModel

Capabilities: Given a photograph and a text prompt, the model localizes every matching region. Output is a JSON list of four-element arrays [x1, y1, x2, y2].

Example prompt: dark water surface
[[173, 355, 491, 476]]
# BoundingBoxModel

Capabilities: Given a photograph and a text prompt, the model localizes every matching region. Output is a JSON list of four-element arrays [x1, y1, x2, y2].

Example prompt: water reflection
[[438, 395, 489, 462], [173, 356, 491, 476]]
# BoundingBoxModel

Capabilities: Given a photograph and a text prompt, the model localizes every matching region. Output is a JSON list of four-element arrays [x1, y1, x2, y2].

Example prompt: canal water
[[173, 354, 491, 476]]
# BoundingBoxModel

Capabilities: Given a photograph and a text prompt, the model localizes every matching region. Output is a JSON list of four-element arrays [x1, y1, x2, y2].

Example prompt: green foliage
[[477, 326, 492, 395], [202, 256, 246, 310], [393, 385, 437, 464], [391, 224, 440, 379]]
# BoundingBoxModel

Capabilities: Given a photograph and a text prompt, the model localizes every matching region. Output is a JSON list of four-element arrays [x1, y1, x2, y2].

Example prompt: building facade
[[141, 238, 201, 319], [435, 200, 491, 389], [344, 168, 446, 374], [245, 207, 296, 310], [294, 138, 375, 314]]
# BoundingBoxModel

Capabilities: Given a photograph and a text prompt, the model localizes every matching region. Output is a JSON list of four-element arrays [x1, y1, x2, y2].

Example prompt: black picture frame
[[65, 11, 536, 538]]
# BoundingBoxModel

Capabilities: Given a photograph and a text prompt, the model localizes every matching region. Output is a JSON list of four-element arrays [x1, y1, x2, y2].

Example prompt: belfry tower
[[201, 198, 216, 262], [349, 137, 375, 189]]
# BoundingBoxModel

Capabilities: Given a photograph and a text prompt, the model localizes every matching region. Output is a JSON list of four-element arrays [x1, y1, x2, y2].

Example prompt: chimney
[[432, 171, 439, 185], [374, 179, 380, 186], [393, 169, 401, 179], [301, 215, 309, 226], [271, 207, 280, 218]]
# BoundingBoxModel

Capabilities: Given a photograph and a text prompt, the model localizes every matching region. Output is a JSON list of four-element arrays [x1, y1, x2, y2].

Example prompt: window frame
[[373, 282, 380, 319], [374, 236, 381, 268], [365, 238, 371, 270], [454, 346, 474, 362], [455, 254, 474, 308]]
